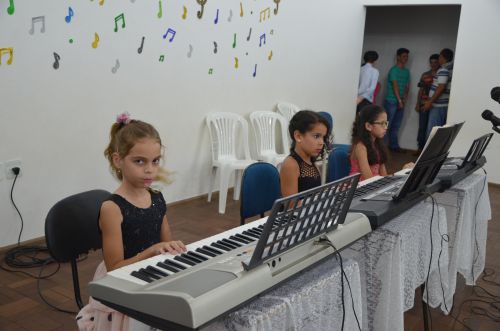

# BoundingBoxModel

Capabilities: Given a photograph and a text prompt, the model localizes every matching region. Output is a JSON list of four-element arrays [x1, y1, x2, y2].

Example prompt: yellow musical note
[[234, 57, 239, 69], [268, 51, 273, 61], [240, 2, 244, 17], [182, 6, 187, 20], [0, 47, 14, 65], [91, 32, 100, 49], [259, 7, 270, 22], [99, 0, 104, 6]]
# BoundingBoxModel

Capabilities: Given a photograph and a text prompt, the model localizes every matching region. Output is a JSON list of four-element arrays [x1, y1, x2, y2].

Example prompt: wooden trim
[[0, 236, 46, 253]]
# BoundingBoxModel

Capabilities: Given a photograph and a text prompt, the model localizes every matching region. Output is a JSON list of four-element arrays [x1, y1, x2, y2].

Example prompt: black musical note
[[197, 0, 207, 19], [252, 64, 257, 77], [273, 0, 280, 15], [53, 52, 60, 70], [246, 27, 252, 41], [213, 41, 218, 54], [137, 36, 145, 54]]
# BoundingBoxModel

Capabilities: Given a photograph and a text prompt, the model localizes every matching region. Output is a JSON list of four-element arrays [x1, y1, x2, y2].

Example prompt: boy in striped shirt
[[423, 48, 454, 140]]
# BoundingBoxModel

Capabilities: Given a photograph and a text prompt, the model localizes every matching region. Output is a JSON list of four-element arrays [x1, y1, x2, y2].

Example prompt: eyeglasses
[[372, 121, 389, 129]]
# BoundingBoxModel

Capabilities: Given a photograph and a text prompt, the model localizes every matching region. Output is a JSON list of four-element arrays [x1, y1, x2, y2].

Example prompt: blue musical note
[[65, 7, 74, 23], [162, 28, 176, 42]]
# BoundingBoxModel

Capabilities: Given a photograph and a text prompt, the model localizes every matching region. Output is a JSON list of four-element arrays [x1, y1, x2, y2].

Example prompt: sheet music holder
[[436, 132, 492, 190], [243, 173, 360, 271], [349, 122, 464, 228]]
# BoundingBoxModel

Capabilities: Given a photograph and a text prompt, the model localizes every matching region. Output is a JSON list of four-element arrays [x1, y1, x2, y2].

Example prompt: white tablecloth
[[203, 258, 362, 331]]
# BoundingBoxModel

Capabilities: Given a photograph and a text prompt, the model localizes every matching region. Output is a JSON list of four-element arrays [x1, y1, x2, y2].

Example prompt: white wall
[[0, 0, 366, 247], [1, 0, 499, 248], [362, 5, 460, 150]]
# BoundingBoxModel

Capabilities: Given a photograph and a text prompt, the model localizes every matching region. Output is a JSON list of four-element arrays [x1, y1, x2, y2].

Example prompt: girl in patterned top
[[77, 112, 186, 331], [280, 110, 330, 197]]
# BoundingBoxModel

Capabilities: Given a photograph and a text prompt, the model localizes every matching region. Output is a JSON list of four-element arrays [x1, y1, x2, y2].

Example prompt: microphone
[[491, 86, 500, 103], [482, 109, 500, 127]]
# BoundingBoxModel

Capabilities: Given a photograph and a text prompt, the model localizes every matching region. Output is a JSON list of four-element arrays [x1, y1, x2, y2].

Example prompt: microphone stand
[[492, 126, 500, 134]]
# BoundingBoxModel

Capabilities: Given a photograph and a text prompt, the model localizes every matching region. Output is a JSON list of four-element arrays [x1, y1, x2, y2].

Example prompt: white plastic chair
[[249, 111, 290, 168], [206, 112, 256, 214], [276, 102, 300, 123]]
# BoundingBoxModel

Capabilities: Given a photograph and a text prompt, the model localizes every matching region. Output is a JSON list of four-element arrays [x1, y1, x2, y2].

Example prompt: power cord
[[2, 168, 79, 314], [317, 236, 362, 331]]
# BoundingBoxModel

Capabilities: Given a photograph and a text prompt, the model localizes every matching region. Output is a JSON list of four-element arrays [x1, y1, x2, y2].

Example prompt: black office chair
[[45, 189, 111, 309], [240, 162, 281, 225]]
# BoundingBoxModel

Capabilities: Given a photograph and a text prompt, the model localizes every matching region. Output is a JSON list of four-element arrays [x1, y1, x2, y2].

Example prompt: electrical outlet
[[5, 159, 22, 179], [0, 162, 4, 181]]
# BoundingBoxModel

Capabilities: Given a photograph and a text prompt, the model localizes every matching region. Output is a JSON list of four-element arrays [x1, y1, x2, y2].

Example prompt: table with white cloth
[[343, 171, 491, 331], [203, 257, 362, 331]]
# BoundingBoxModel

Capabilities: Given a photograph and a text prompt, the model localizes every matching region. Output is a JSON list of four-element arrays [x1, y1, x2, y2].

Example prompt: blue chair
[[318, 111, 333, 131], [327, 147, 351, 182], [240, 162, 281, 225]]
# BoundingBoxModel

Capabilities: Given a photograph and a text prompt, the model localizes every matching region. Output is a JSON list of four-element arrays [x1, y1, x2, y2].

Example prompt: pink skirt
[[76, 261, 130, 331]]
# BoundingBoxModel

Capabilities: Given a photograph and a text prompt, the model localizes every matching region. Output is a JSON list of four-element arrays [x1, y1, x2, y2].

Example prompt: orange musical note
[[268, 50, 273, 61], [0, 47, 14, 65]]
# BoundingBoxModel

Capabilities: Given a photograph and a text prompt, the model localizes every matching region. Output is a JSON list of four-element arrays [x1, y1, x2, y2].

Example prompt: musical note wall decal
[[228, 9, 233, 22], [246, 27, 252, 41], [65, 7, 74, 23], [268, 50, 273, 60], [99, 0, 105, 6], [7, 0, 15, 15], [273, 0, 280, 15], [162, 28, 176, 42], [197, 0, 206, 19], [182, 6, 187, 20], [214, 9, 219, 24], [234, 57, 239, 69], [239, 2, 244, 17], [232, 33, 236, 48], [91, 33, 100, 49], [208, 68, 213, 75], [114, 13, 125, 32], [213, 41, 217, 54], [259, 33, 266, 47], [252, 64, 257, 77], [53, 52, 60, 69], [159, 55, 165, 62], [0, 47, 14, 65], [270, 29, 274, 35], [157, 0, 162, 19], [111, 59, 120, 73], [187, 44, 193, 58], [137, 36, 145, 54], [259, 7, 270, 22], [29, 16, 46, 35]]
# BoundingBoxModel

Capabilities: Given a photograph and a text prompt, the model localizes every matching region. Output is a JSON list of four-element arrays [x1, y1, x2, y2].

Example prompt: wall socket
[[5, 159, 22, 179]]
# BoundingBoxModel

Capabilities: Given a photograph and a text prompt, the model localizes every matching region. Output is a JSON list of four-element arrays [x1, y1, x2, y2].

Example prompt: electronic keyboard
[[88, 212, 370, 330]]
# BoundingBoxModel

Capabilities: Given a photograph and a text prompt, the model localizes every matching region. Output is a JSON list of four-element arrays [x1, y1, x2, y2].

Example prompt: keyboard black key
[[187, 251, 208, 261], [218, 240, 237, 249], [180, 253, 203, 264], [165, 259, 187, 270], [140, 268, 160, 280], [235, 233, 255, 242], [202, 245, 223, 255], [211, 242, 231, 251], [174, 255, 196, 266], [196, 247, 217, 257], [131, 270, 153, 283], [157, 261, 179, 273], [230, 235, 250, 244], [146, 265, 168, 277], [243, 230, 260, 239], [222, 238, 242, 248]]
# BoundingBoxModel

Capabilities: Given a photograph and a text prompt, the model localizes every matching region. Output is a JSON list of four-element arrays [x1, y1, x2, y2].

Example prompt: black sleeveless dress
[[106, 190, 167, 259], [290, 150, 321, 192]]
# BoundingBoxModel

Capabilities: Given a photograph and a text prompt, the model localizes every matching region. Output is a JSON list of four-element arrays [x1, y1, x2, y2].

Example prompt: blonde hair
[[104, 119, 171, 183]]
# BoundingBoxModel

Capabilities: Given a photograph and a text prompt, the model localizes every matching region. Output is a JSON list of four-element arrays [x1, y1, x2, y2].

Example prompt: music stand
[[243, 174, 360, 271]]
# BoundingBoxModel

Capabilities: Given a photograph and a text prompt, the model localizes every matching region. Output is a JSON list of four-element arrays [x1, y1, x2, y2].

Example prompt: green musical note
[[7, 0, 15, 15], [114, 13, 125, 32]]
